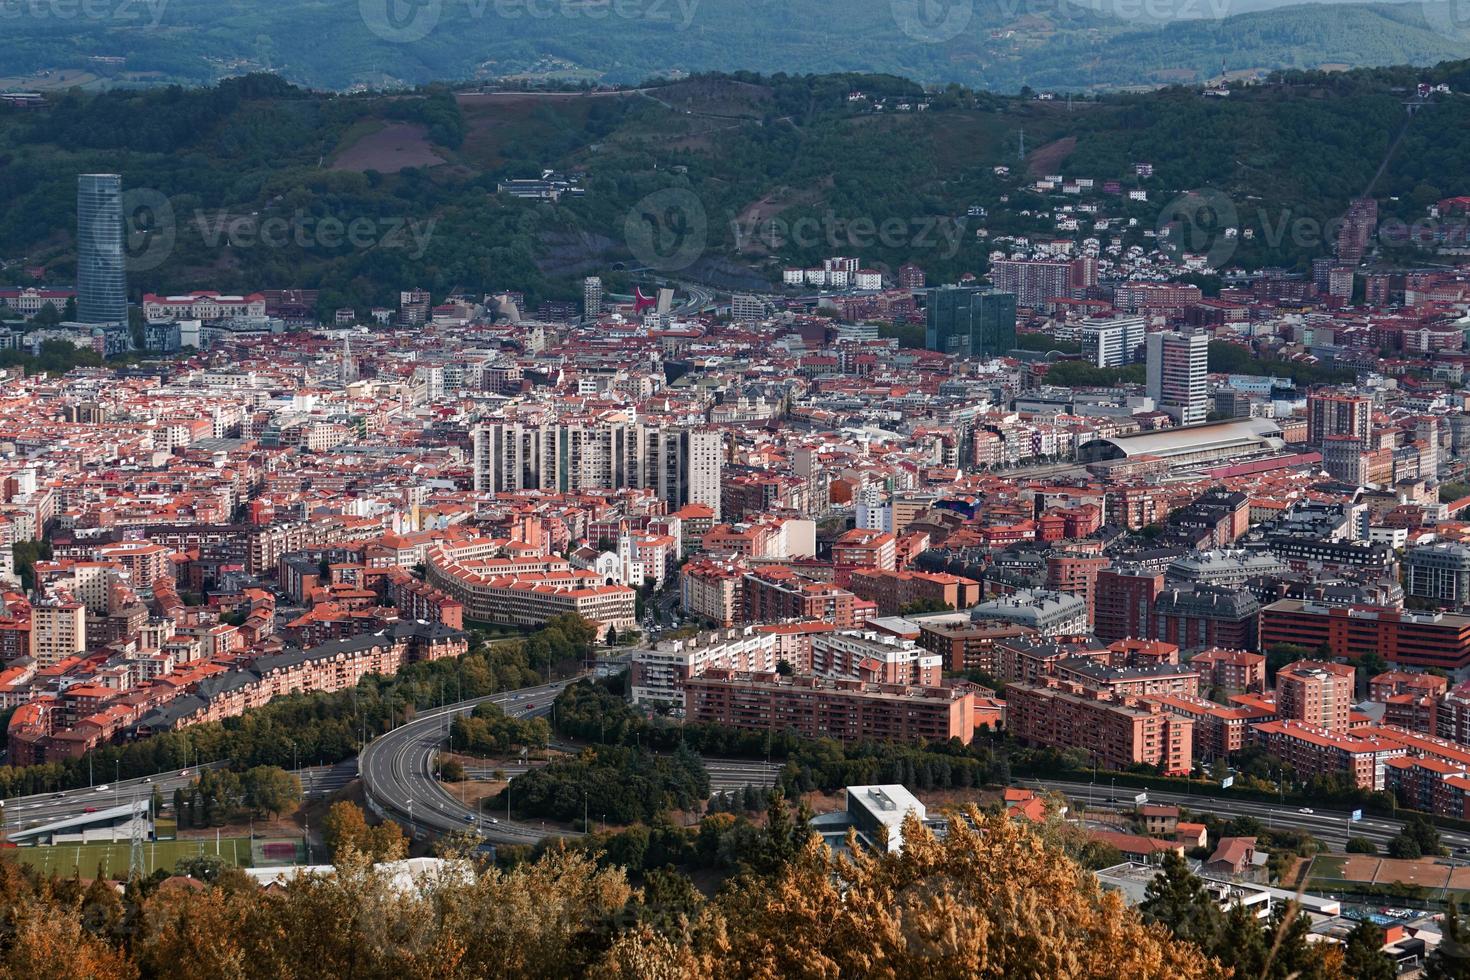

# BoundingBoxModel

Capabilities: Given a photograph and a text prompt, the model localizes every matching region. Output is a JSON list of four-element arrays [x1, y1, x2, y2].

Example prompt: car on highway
[[95, 785, 109, 792], [463, 814, 475, 824], [179, 769, 189, 777], [488, 817, 499, 823], [83, 807, 97, 814], [52, 792, 65, 799], [1298, 807, 1314, 814]]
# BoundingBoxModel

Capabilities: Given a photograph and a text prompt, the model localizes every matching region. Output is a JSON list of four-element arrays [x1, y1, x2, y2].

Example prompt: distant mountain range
[[3, 0, 1468, 93]]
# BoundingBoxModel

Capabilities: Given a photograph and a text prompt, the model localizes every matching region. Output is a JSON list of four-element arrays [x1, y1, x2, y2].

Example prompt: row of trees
[[171, 767, 302, 828], [0, 806, 1220, 978], [449, 701, 550, 756], [492, 743, 710, 827], [0, 617, 582, 799], [550, 679, 1011, 797]]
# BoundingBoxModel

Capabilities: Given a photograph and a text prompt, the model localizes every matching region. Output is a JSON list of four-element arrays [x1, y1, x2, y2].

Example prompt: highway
[[359, 678, 584, 845], [1028, 778, 1470, 853], [1, 758, 360, 833]]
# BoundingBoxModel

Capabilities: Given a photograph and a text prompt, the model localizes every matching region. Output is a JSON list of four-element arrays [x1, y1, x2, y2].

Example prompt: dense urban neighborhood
[[8, 29, 1470, 977]]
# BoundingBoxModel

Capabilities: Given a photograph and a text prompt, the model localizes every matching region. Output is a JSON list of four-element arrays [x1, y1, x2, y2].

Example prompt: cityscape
[[5, 19, 1470, 979]]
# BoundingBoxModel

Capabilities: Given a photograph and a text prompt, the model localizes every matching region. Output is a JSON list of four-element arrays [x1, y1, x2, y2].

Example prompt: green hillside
[[3, 66, 1470, 314], [1, 0, 1467, 94]]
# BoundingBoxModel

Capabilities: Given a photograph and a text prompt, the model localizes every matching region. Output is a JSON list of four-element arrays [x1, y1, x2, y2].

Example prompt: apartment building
[[1251, 720, 1406, 791], [679, 557, 746, 627], [1260, 600, 1470, 670], [742, 567, 858, 628], [630, 627, 780, 706], [472, 420, 723, 519], [809, 631, 942, 687], [846, 569, 980, 616], [1275, 661, 1355, 731], [1144, 694, 1268, 760], [1006, 681, 1194, 775], [30, 597, 86, 667], [831, 528, 896, 584], [1093, 566, 1163, 643], [1051, 659, 1201, 699], [1153, 586, 1261, 653], [1077, 314, 1146, 368], [1145, 330, 1209, 426], [426, 540, 636, 632], [970, 590, 1089, 638], [914, 616, 1035, 674], [134, 622, 467, 735], [683, 669, 981, 745], [1189, 648, 1267, 695]]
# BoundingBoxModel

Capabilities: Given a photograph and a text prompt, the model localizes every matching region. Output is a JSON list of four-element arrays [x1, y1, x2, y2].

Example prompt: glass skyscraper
[[76, 174, 127, 324], [924, 286, 1017, 359]]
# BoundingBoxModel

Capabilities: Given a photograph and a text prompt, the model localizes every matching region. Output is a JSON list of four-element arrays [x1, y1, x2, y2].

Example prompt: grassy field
[[8, 836, 255, 879]]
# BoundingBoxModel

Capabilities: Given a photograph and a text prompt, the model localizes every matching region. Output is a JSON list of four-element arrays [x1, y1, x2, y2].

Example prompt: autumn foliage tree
[[0, 803, 1238, 978], [598, 806, 1217, 978], [321, 801, 407, 863]]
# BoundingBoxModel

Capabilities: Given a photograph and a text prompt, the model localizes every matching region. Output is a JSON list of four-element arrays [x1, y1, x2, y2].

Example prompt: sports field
[[1306, 852, 1470, 901], [8, 836, 255, 878]]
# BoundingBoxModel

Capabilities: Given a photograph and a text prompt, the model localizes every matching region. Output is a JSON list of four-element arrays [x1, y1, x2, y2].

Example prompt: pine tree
[[1343, 919, 1395, 980], [1212, 901, 1269, 976], [1140, 851, 1222, 950], [1428, 900, 1470, 980]]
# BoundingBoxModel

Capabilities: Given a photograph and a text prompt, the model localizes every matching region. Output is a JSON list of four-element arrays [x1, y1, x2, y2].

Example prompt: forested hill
[[3, 66, 1470, 315], [3, 0, 1469, 94]]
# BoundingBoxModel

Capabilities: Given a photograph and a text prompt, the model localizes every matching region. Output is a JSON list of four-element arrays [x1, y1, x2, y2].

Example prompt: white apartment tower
[[473, 421, 723, 518], [1078, 314, 1146, 368]]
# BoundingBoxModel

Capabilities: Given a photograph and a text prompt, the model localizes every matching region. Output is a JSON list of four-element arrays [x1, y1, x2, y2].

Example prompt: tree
[[1077, 840, 1124, 870], [1343, 919, 1396, 980], [1140, 850, 1222, 950], [322, 801, 370, 855], [600, 807, 1217, 977], [1404, 814, 1443, 856], [1211, 901, 1268, 977], [321, 801, 406, 864], [1346, 835, 1378, 854], [1261, 902, 1344, 979], [240, 766, 301, 818], [437, 759, 466, 782], [1427, 899, 1470, 980], [1387, 833, 1422, 860]]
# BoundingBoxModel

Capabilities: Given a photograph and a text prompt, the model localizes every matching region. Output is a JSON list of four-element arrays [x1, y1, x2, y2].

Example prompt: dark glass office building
[[924, 286, 1017, 359], [77, 174, 127, 324]]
